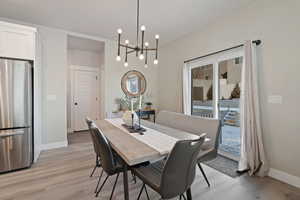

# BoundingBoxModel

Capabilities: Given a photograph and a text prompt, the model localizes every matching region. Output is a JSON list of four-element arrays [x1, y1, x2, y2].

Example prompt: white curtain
[[239, 40, 269, 176], [182, 64, 191, 115]]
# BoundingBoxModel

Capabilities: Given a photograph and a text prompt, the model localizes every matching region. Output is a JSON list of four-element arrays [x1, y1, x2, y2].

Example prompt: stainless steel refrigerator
[[0, 58, 33, 173]]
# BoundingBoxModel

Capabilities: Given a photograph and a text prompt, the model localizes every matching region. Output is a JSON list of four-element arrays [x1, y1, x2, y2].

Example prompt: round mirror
[[121, 70, 146, 97]]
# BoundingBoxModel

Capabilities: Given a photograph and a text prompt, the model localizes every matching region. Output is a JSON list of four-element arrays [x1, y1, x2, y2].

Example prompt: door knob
[[74, 102, 78, 105]]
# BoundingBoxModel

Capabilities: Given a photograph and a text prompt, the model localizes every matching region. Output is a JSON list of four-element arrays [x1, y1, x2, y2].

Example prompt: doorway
[[70, 66, 99, 131], [188, 48, 243, 160], [67, 35, 105, 133]]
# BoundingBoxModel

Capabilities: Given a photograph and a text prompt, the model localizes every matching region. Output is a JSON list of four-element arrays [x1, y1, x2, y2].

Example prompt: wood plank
[[95, 120, 162, 166]]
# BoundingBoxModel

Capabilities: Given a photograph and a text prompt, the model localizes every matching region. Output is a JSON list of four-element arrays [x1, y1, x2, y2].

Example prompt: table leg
[[186, 188, 192, 200], [123, 164, 129, 200]]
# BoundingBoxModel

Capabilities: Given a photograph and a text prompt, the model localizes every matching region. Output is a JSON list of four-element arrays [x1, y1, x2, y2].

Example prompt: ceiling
[[0, 0, 254, 45]]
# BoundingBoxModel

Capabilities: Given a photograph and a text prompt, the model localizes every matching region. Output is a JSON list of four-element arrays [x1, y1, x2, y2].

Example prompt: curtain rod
[[184, 40, 261, 64]]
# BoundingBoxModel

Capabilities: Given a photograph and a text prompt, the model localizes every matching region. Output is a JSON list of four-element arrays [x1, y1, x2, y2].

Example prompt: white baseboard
[[67, 128, 74, 133], [40, 141, 68, 151], [33, 147, 41, 163], [268, 168, 300, 188]]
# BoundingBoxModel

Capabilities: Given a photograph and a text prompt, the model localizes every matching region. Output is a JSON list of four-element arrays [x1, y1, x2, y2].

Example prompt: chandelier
[[116, 0, 159, 68]]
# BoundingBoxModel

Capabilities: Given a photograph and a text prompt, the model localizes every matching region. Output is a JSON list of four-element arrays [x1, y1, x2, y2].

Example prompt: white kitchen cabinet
[[0, 21, 36, 60]]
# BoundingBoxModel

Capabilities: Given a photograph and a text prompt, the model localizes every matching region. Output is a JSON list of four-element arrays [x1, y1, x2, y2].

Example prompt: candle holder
[[131, 113, 134, 129], [122, 110, 146, 135], [138, 109, 141, 129]]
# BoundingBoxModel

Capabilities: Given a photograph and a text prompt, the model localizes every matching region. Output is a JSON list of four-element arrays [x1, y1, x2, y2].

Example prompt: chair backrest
[[89, 123, 117, 175], [160, 136, 205, 199], [85, 118, 101, 157], [156, 111, 221, 151]]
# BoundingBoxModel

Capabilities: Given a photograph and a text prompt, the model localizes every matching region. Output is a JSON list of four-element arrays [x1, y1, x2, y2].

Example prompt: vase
[[122, 110, 138, 126]]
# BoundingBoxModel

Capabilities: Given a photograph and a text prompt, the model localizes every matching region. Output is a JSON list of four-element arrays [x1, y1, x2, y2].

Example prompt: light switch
[[47, 94, 57, 101], [268, 95, 282, 104]]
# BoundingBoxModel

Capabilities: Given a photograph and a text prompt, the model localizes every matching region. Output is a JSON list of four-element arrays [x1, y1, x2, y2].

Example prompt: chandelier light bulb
[[155, 34, 159, 39], [117, 28, 122, 34], [145, 42, 149, 47], [125, 40, 129, 44], [116, 56, 121, 61], [139, 54, 145, 60], [141, 25, 146, 31], [124, 62, 129, 67], [154, 59, 158, 65], [144, 64, 148, 68]]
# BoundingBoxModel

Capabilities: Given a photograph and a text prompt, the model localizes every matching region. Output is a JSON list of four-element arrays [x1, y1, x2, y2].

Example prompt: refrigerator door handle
[[0, 130, 24, 138]]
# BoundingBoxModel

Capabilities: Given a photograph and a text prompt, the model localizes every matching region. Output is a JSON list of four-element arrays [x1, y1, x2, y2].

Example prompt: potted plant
[[144, 102, 153, 110]]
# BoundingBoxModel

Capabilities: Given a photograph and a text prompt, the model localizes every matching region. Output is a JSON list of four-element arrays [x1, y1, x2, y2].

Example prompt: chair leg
[[179, 194, 186, 200], [90, 156, 100, 177], [95, 175, 109, 197], [109, 173, 120, 200], [90, 165, 97, 177], [186, 188, 192, 200], [144, 185, 150, 200], [136, 183, 150, 200], [197, 163, 210, 187], [131, 170, 137, 183], [94, 169, 104, 193], [137, 184, 145, 200]]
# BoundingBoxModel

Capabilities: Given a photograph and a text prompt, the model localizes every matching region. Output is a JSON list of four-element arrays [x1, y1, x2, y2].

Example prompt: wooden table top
[[95, 119, 200, 166], [95, 119, 160, 166]]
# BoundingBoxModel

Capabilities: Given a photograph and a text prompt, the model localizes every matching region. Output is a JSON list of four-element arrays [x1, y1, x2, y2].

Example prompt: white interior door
[[73, 70, 98, 131]]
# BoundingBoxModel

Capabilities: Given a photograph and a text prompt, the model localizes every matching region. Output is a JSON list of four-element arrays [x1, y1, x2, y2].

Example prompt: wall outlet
[[268, 95, 282, 104]]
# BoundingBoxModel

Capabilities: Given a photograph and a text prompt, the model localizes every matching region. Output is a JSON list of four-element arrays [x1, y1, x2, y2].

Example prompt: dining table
[[95, 118, 204, 200]]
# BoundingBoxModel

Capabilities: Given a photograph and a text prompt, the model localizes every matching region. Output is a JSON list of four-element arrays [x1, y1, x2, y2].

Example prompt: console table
[[137, 109, 156, 123]]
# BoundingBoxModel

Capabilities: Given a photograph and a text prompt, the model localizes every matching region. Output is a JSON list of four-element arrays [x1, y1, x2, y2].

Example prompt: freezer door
[[0, 128, 32, 172], [0, 59, 32, 129]]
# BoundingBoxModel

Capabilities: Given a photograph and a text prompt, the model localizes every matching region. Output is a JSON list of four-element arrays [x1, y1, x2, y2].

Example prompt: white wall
[[68, 49, 104, 67], [39, 27, 68, 145], [158, 0, 300, 180]]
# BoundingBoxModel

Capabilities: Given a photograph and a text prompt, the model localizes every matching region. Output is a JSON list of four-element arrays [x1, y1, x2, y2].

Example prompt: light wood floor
[[0, 132, 300, 200]]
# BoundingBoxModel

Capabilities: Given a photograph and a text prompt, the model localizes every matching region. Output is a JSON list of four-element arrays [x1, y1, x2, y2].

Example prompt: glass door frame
[[187, 47, 244, 119]]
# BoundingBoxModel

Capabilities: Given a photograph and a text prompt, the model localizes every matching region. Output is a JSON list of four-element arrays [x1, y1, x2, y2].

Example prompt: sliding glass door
[[218, 56, 242, 160], [191, 64, 214, 117], [187, 48, 243, 159]]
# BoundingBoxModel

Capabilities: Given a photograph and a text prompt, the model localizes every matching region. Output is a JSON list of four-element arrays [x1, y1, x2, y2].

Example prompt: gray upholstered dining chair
[[89, 122, 125, 199], [86, 118, 103, 193], [155, 111, 221, 187], [132, 136, 205, 200], [86, 118, 101, 177], [196, 122, 221, 187]]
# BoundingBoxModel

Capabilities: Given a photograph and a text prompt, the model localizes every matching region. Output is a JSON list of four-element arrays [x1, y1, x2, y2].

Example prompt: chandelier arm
[[125, 45, 128, 62], [141, 48, 156, 51], [141, 30, 144, 55], [155, 38, 159, 59], [117, 33, 121, 56], [136, 0, 140, 49], [126, 49, 137, 55], [145, 47, 148, 65], [120, 44, 136, 50]]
